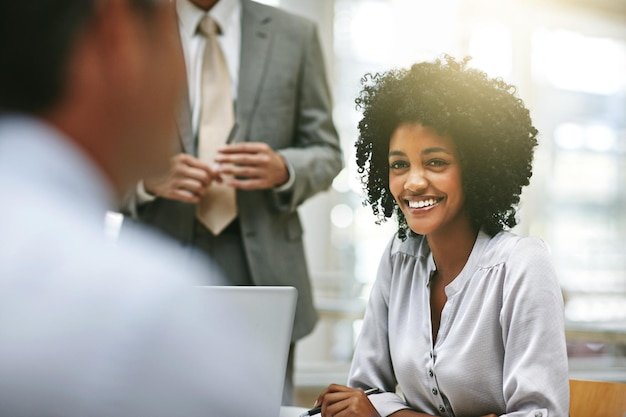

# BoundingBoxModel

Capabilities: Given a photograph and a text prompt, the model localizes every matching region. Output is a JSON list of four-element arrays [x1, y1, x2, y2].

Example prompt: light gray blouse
[[348, 230, 569, 417]]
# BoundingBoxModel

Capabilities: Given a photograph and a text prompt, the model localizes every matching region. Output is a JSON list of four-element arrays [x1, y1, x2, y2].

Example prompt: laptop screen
[[197, 286, 297, 417]]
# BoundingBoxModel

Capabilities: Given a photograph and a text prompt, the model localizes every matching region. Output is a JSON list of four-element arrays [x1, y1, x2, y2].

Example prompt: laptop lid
[[198, 286, 297, 417]]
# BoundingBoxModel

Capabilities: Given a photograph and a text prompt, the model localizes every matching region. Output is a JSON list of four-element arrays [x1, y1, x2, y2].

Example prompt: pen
[[299, 388, 381, 417]]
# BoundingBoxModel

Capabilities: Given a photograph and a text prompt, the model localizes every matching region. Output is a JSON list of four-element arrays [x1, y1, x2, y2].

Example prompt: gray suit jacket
[[132, 0, 342, 341]]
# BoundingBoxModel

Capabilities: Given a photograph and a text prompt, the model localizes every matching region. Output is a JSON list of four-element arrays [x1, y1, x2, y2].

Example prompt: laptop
[[198, 286, 297, 417]]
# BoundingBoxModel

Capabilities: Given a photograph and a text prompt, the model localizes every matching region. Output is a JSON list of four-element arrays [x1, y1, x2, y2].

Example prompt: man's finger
[[215, 153, 267, 166], [223, 177, 267, 190], [178, 153, 213, 172], [218, 142, 269, 154], [181, 166, 213, 186], [217, 164, 262, 179], [178, 178, 208, 195], [171, 188, 201, 204]]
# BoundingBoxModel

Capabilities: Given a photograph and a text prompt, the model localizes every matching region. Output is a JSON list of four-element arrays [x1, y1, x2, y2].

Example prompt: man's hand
[[314, 384, 381, 417], [214, 142, 289, 190], [143, 153, 214, 203]]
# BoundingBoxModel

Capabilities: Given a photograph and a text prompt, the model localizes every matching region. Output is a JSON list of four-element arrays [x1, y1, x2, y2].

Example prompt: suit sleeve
[[273, 22, 343, 213]]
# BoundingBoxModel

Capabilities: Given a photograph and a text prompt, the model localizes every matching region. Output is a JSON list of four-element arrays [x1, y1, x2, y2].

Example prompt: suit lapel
[[237, 0, 273, 136], [176, 83, 195, 155], [174, 9, 194, 156]]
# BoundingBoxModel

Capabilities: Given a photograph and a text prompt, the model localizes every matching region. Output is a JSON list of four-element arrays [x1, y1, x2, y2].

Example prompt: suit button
[[428, 369, 434, 377], [535, 413, 543, 417], [439, 405, 446, 413], [432, 388, 438, 396]]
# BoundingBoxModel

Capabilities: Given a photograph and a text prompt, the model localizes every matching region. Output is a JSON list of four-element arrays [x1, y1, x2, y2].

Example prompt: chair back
[[570, 379, 626, 417]]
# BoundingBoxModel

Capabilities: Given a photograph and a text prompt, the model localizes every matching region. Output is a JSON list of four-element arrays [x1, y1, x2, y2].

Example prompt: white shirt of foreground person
[[349, 230, 570, 417], [0, 116, 265, 417]]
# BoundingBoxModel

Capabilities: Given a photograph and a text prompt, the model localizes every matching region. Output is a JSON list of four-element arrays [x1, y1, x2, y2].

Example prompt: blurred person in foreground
[[313, 56, 569, 417], [124, 0, 343, 403], [0, 1, 265, 416]]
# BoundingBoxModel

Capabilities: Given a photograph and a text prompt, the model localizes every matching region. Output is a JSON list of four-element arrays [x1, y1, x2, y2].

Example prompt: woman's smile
[[405, 197, 443, 210]]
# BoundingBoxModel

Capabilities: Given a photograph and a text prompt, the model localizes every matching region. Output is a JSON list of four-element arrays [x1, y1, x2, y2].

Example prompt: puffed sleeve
[[500, 237, 570, 417], [348, 236, 412, 417]]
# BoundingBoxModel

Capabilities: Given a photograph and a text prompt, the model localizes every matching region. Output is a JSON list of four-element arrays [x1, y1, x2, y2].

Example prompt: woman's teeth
[[408, 198, 438, 209]]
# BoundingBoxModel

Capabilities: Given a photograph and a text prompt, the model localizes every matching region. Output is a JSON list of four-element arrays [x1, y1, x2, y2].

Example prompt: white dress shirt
[[348, 230, 570, 417], [0, 115, 266, 416]]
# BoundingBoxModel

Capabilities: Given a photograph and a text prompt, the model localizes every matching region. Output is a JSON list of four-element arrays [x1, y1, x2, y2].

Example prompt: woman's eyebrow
[[388, 147, 454, 157], [422, 147, 453, 155]]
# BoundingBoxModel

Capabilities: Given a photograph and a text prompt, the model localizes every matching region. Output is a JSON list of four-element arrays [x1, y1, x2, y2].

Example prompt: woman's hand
[[314, 384, 381, 417]]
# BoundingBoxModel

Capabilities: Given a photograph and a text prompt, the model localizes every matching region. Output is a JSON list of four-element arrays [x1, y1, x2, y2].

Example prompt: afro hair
[[355, 55, 538, 239]]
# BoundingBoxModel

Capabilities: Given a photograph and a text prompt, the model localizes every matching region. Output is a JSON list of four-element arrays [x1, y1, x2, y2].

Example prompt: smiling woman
[[312, 56, 570, 417], [355, 55, 538, 241]]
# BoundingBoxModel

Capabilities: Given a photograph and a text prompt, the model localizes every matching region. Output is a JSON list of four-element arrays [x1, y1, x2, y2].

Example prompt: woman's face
[[388, 123, 469, 238]]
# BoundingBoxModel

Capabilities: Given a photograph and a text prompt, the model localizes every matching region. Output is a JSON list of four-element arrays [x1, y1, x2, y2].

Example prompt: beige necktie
[[196, 15, 237, 235]]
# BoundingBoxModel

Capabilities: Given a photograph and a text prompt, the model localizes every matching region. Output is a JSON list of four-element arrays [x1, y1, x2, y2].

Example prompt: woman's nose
[[404, 169, 428, 193]]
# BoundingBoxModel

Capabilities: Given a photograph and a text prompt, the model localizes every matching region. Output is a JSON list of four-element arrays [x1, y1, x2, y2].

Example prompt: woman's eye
[[389, 160, 409, 170], [426, 158, 449, 167]]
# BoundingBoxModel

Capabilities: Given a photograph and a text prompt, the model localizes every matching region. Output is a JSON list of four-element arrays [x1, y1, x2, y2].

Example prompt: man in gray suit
[[127, 0, 343, 403]]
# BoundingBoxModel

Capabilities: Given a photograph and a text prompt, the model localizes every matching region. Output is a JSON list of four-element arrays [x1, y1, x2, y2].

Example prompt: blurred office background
[[251, 0, 626, 405]]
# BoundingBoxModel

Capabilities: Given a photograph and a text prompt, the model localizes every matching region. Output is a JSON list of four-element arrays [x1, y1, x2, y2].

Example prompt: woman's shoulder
[[387, 232, 429, 260], [480, 230, 553, 270]]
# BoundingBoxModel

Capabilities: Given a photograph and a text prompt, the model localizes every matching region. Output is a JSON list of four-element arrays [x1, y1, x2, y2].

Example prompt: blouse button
[[428, 369, 434, 377], [438, 405, 446, 413], [432, 387, 438, 396], [535, 413, 543, 417]]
